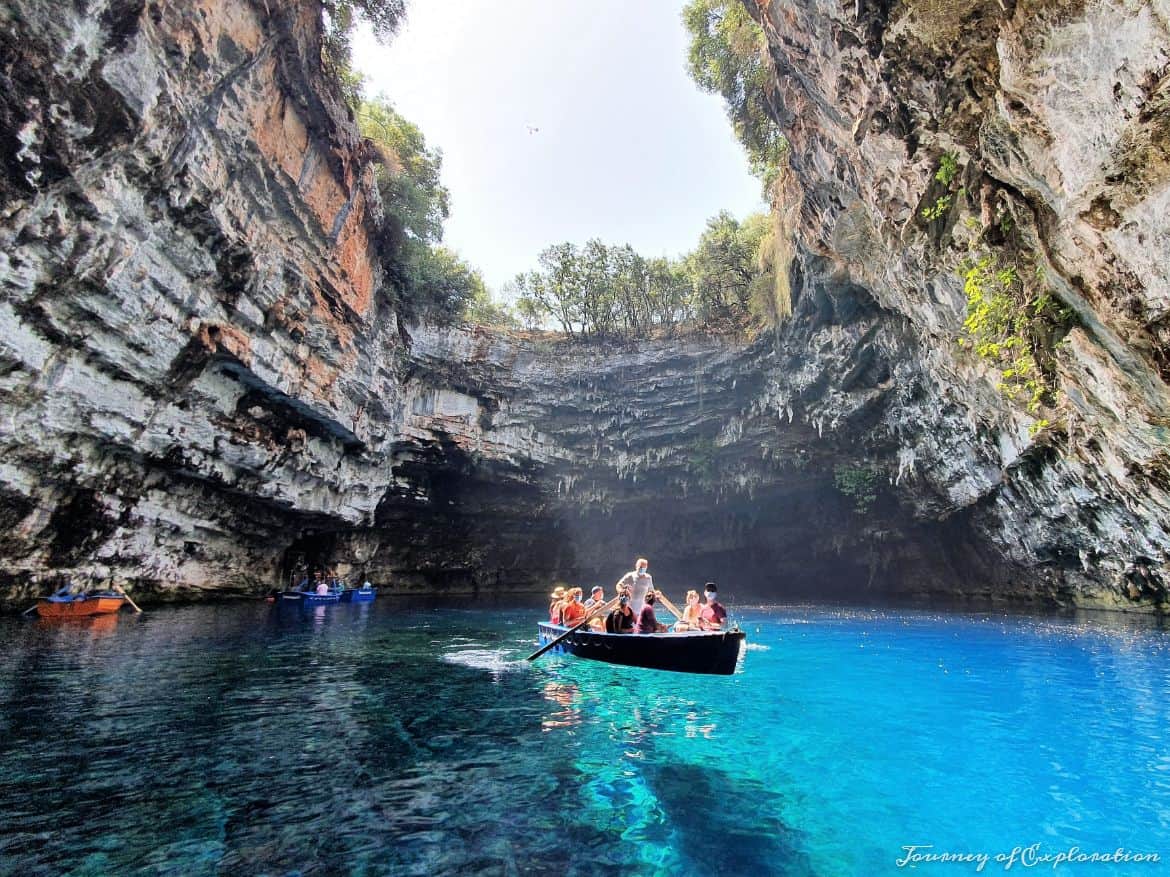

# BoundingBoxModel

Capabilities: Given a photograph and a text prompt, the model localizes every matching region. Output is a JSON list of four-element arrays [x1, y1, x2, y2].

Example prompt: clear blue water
[[1, 601, 1168, 875]]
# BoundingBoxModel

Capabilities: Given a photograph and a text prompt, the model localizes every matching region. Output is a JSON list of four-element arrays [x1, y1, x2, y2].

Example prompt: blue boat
[[340, 584, 377, 603], [279, 588, 343, 606]]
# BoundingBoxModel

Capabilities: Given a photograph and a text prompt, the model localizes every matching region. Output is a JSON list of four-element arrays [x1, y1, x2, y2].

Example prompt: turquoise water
[[1, 601, 1168, 875]]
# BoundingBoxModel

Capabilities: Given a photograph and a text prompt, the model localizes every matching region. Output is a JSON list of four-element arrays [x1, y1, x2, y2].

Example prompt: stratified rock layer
[[745, 0, 1170, 609], [1, 0, 1168, 611], [1, 0, 401, 601]]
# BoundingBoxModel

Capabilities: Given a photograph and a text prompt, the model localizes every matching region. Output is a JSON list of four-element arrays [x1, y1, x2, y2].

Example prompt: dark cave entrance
[[270, 436, 1000, 604], [280, 530, 341, 588]]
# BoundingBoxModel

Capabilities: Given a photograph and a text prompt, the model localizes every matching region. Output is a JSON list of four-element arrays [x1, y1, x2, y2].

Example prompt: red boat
[[36, 592, 127, 618]]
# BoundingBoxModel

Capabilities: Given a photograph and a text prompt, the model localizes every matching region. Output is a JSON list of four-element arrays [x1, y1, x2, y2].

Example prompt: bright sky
[[352, 0, 765, 295]]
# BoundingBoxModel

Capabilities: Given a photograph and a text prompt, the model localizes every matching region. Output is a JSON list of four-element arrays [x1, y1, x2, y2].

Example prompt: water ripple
[[1, 602, 1168, 875]]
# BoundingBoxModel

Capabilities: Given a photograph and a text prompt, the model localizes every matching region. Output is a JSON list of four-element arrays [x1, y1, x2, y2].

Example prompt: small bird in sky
[[525, 124, 540, 135]]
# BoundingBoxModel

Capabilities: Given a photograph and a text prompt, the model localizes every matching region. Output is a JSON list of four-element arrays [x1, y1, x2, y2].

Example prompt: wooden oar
[[113, 585, 143, 613], [21, 603, 40, 616], [526, 594, 621, 662], [655, 592, 685, 621]]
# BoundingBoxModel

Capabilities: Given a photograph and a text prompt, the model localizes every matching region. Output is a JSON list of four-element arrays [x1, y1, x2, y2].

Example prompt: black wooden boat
[[537, 622, 746, 675]]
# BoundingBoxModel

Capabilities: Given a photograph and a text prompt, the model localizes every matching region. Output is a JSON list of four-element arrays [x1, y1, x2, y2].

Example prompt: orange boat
[[36, 593, 127, 618]]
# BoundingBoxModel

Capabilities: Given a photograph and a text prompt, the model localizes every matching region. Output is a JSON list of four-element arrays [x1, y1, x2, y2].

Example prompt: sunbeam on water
[[1, 601, 1168, 875]]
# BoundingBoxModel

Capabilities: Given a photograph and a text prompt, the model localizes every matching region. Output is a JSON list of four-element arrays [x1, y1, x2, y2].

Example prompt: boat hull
[[279, 591, 342, 606], [36, 596, 126, 618], [537, 622, 745, 675], [340, 588, 376, 603]]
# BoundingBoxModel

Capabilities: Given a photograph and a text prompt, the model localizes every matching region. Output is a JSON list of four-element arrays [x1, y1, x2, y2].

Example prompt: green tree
[[357, 96, 509, 324], [537, 244, 586, 336], [515, 293, 546, 330], [321, 1, 407, 106], [646, 257, 693, 329], [684, 0, 786, 187], [683, 211, 767, 327], [406, 247, 484, 324], [359, 96, 449, 254], [465, 285, 520, 328], [579, 239, 617, 336], [507, 210, 774, 338]]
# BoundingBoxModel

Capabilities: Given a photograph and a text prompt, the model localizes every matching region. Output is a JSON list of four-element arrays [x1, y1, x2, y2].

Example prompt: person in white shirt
[[616, 558, 653, 613]]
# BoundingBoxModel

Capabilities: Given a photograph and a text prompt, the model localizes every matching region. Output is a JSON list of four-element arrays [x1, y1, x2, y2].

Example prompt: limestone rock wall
[[746, 0, 1170, 609], [2, 0, 1169, 612], [0, 0, 405, 601]]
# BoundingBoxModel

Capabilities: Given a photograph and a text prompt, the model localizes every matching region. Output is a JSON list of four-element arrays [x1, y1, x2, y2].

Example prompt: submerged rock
[[0, 0, 1167, 611]]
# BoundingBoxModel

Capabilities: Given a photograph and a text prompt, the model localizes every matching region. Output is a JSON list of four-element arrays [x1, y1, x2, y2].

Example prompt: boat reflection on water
[[311, 605, 328, 629], [541, 680, 582, 731], [36, 612, 122, 637], [684, 709, 717, 740]]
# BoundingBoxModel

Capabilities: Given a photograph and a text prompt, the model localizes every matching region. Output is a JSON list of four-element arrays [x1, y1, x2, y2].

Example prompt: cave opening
[[280, 530, 341, 588]]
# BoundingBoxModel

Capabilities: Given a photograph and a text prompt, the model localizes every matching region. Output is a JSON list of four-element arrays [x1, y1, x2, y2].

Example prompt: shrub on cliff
[[682, 1, 792, 330], [359, 97, 449, 253]]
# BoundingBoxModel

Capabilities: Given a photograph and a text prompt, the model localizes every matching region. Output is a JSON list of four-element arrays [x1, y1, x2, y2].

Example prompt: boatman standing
[[616, 557, 653, 613]]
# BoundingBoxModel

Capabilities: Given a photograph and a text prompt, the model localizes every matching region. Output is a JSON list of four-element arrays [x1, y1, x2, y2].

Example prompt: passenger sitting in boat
[[549, 586, 566, 623], [561, 588, 587, 626], [637, 591, 669, 634], [316, 581, 330, 596], [699, 582, 727, 630], [583, 586, 606, 630], [673, 589, 702, 631], [605, 596, 636, 634]]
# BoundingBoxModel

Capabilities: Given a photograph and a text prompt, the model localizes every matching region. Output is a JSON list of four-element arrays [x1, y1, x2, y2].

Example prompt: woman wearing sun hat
[[548, 586, 566, 623]]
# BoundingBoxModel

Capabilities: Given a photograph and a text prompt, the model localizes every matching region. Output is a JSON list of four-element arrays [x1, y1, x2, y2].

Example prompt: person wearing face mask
[[698, 582, 727, 630], [560, 587, 587, 626], [605, 595, 636, 634], [616, 558, 653, 613]]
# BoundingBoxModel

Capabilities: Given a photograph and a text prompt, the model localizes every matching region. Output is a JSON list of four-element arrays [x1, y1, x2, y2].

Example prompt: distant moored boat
[[36, 592, 127, 618], [340, 584, 377, 603], [279, 588, 343, 606]]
